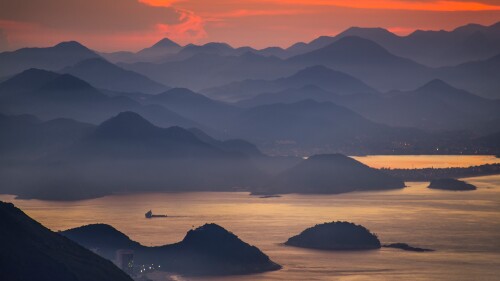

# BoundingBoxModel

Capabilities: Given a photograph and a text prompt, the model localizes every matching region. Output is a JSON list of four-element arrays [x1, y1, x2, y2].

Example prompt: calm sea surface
[[1, 155, 500, 280]]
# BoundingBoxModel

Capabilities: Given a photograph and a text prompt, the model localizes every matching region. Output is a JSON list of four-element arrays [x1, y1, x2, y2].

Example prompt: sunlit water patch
[[1, 175, 500, 280]]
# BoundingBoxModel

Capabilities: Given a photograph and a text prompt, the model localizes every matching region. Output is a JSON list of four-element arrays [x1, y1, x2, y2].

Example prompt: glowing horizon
[[0, 0, 499, 52]]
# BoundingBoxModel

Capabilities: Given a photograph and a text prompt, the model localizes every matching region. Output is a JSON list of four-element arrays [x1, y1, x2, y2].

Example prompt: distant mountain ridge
[[205, 65, 376, 102], [283, 21, 500, 66], [0, 68, 200, 128], [0, 41, 99, 77], [288, 36, 432, 91], [62, 57, 168, 94]]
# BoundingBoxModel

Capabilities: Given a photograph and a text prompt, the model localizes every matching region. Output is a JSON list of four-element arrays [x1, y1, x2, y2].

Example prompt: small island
[[383, 243, 434, 252], [428, 178, 477, 191], [285, 221, 381, 250]]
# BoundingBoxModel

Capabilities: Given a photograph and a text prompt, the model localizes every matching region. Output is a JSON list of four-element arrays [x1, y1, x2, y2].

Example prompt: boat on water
[[145, 210, 167, 218]]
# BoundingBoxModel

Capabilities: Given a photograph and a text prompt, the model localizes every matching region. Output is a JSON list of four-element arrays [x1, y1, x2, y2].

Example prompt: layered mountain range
[[1, 21, 500, 200]]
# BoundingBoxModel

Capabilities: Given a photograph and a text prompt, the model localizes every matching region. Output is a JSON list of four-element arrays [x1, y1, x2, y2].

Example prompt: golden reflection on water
[[352, 155, 500, 169], [1, 175, 500, 280]]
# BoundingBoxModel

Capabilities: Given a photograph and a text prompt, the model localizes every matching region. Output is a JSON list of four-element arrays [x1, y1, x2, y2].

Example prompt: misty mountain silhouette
[[227, 100, 422, 154], [0, 201, 133, 281], [205, 65, 375, 102], [438, 52, 500, 99], [0, 68, 59, 94], [63, 58, 168, 94], [38, 74, 106, 101], [102, 38, 182, 63], [289, 36, 431, 91], [338, 79, 500, 131], [0, 41, 99, 77], [135, 37, 182, 60], [285, 221, 381, 250], [0, 111, 266, 200], [146, 87, 240, 128], [283, 21, 500, 66], [279, 65, 377, 94], [152, 38, 182, 49], [189, 127, 264, 158], [84, 111, 226, 158], [293, 36, 398, 63], [176, 42, 236, 59], [61, 223, 281, 276], [0, 69, 201, 127], [264, 154, 404, 194], [122, 52, 294, 91], [236, 85, 338, 108], [0, 69, 106, 104], [0, 113, 93, 161]]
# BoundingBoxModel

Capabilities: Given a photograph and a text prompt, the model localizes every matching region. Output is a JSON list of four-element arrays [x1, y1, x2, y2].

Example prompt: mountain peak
[[331, 36, 388, 52], [163, 87, 198, 96], [294, 65, 332, 75], [291, 36, 392, 62], [94, 111, 158, 139], [183, 223, 233, 243], [151, 38, 181, 49], [54, 41, 91, 51], [203, 42, 232, 49], [342, 26, 396, 37], [61, 223, 138, 247], [0, 68, 59, 92], [153, 87, 210, 102], [453, 23, 485, 34], [417, 79, 456, 92]]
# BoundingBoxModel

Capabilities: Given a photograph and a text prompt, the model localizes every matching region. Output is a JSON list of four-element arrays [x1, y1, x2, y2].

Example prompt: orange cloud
[[202, 9, 310, 22], [267, 0, 500, 11], [138, 0, 182, 7], [156, 9, 207, 43]]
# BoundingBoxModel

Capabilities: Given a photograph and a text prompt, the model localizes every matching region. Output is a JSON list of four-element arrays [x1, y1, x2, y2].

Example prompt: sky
[[0, 0, 499, 52]]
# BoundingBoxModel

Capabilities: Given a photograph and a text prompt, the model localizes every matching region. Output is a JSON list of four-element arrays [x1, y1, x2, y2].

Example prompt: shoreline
[[382, 163, 500, 181]]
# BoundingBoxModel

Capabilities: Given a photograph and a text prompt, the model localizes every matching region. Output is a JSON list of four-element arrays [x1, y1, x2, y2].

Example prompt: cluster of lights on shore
[[139, 263, 161, 273]]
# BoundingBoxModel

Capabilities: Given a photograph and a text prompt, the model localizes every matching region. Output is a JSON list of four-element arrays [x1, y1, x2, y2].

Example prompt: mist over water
[[2, 171, 499, 280]]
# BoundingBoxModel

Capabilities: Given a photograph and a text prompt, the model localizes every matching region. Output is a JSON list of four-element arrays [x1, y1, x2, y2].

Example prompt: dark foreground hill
[[0, 201, 133, 281], [62, 223, 281, 276], [285, 221, 381, 250], [262, 154, 404, 194]]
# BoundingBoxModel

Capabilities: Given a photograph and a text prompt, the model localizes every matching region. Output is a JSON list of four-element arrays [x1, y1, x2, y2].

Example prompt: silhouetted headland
[[61, 223, 281, 276], [428, 178, 477, 191], [285, 221, 381, 250], [0, 201, 133, 281], [260, 154, 404, 195], [382, 164, 500, 181]]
